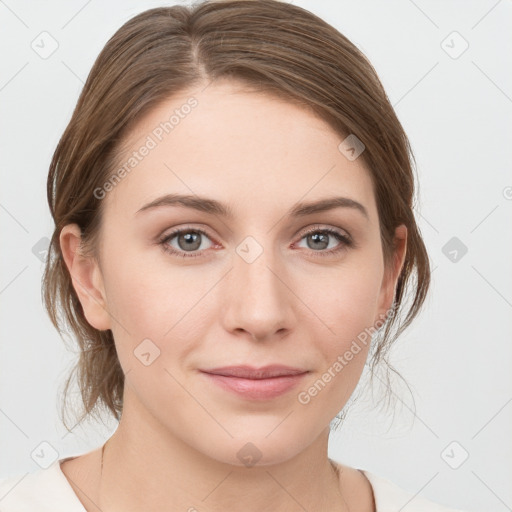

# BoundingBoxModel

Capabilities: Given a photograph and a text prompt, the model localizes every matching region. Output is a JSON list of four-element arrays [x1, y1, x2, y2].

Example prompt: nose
[[221, 241, 296, 342]]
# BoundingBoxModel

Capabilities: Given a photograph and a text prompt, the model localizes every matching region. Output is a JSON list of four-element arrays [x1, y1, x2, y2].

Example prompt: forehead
[[103, 80, 378, 225]]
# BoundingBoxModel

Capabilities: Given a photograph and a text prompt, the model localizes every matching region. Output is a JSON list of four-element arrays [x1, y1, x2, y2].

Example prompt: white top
[[0, 456, 467, 512]]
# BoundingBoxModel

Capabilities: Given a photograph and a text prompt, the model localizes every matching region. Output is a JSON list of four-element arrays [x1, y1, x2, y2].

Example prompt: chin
[[192, 424, 314, 469]]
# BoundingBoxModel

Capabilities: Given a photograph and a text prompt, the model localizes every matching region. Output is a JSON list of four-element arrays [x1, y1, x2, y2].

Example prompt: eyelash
[[158, 225, 353, 259]]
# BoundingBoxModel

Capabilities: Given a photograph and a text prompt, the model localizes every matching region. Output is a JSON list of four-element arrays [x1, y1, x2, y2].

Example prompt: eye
[[294, 225, 353, 257], [158, 227, 215, 258], [158, 224, 353, 260]]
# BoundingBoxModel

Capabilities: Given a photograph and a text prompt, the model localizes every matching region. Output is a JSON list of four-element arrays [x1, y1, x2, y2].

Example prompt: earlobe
[[376, 224, 407, 323], [59, 224, 111, 331]]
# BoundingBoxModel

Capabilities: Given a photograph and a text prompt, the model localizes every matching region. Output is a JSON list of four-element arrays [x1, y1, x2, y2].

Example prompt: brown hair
[[43, 0, 430, 430]]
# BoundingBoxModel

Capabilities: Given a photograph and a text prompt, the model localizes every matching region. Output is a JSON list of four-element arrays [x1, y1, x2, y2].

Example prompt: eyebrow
[[135, 193, 369, 220]]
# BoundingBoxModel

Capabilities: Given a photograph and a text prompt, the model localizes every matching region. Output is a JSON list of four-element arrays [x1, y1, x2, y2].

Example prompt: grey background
[[1, 1, 511, 511]]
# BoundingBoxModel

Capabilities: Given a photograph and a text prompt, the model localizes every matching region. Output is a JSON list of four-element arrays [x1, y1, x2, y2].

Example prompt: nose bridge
[[236, 235, 286, 305], [222, 234, 294, 339]]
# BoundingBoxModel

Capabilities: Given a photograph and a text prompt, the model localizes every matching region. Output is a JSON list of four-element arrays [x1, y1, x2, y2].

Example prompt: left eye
[[295, 227, 352, 255]]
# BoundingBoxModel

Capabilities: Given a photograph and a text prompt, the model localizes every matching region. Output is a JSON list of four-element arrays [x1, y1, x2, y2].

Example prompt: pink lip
[[200, 365, 309, 400]]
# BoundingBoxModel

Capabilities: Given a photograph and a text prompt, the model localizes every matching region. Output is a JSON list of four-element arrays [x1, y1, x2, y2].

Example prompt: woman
[[0, 1, 467, 510]]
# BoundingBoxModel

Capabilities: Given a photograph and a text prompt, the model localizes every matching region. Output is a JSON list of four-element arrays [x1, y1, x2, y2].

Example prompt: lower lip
[[201, 372, 308, 400]]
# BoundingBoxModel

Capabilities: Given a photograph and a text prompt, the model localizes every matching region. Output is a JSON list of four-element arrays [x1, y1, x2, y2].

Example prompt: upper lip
[[200, 365, 308, 379]]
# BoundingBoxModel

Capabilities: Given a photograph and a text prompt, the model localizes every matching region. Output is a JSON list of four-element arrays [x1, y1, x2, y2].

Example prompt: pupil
[[310, 233, 328, 250], [180, 232, 200, 251]]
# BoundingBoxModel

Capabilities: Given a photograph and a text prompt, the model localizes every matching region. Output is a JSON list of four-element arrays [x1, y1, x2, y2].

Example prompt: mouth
[[201, 365, 308, 379], [199, 365, 309, 400]]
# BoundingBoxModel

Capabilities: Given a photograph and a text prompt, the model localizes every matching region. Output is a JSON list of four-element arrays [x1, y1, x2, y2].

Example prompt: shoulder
[[360, 469, 468, 512], [0, 458, 86, 512]]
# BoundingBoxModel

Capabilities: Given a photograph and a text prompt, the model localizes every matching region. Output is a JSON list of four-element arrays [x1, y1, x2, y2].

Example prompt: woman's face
[[64, 79, 406, 466]]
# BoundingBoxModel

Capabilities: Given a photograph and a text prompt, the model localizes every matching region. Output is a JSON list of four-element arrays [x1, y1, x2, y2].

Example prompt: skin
[[59, 78, 407, 512]]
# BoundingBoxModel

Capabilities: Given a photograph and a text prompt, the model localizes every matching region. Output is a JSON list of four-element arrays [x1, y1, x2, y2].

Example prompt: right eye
[[158, 227, 216, 258]]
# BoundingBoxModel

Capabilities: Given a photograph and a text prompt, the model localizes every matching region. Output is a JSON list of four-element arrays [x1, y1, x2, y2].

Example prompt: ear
[[59, 223, 111, 331], [376, 224, 407, 323]]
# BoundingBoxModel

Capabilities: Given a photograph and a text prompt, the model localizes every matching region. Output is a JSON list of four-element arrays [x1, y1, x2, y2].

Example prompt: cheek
[[295, 248, 384, 401], [101, 238, 185, 330], [303, 253, 384, 339], [293, 266, 383, 419], [101, 252, 218, 372]]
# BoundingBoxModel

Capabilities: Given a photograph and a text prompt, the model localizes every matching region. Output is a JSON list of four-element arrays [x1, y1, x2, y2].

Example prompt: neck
[[96, 395, 349, 512]]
